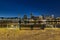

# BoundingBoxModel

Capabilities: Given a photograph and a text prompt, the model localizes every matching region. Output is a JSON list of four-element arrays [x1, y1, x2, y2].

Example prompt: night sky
[[0, 0, 60, 17]]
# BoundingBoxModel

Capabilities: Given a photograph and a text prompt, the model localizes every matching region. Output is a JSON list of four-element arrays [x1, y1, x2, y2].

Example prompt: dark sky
[[0, 0, 60, 17]]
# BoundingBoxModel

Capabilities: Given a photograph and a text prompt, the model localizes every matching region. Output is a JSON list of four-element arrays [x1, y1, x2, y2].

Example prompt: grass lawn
[[0, 28, 60, 40]]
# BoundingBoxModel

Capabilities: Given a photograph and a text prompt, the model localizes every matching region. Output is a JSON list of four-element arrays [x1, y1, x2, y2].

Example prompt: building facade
[[0, 14, 60, 28]]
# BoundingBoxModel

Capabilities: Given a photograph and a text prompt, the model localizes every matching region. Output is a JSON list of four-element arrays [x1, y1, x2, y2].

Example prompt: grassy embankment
[[0, 28, 60, 40]]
